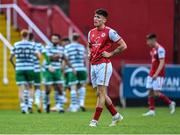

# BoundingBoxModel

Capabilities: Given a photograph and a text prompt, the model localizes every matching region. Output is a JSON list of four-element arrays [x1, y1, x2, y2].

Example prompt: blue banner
[[122, 64, 180, 98]]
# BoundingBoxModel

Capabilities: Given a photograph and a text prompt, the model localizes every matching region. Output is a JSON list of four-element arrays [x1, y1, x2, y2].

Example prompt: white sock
[[20, 102, 28, 112], [54, 90, 59, 105], [35, 89, 41, 104], [70, 89, 77, 107], [23, 90, 29, 107], [56, 95, 64, 111], [78, 87, 86, 107]]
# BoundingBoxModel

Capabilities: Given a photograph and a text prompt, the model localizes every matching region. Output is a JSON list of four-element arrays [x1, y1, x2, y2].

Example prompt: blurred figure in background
[[64, 33, 87, 112], [43, 34, 65, 113], [143, 33, 176, 116], [28, 32, 47, 113], [10, 29, 40, 114], [50, 37, 70, 112]]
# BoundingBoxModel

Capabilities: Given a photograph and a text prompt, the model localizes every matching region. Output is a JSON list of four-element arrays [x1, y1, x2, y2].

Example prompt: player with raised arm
[[88, 9, 127, 127], [143, 33, 176, 116]]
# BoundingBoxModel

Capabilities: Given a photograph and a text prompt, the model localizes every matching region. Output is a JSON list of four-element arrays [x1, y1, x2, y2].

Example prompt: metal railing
[[0, 4, 51, 45], [0, 33, 13, 85], [0, 4, 51, 84]]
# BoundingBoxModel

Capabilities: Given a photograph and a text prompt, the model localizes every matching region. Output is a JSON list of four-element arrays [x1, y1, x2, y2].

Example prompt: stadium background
[[0, 0, 179, 109]]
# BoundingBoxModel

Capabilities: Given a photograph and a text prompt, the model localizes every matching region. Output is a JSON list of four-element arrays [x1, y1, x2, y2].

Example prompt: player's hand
[[52, 54, 61, 60], [48, 65, 55, 73], [87, 52, 91, 60], [72, 68, 77, 75], [102, 51, 112, 58], [152, 74, 157, 80]]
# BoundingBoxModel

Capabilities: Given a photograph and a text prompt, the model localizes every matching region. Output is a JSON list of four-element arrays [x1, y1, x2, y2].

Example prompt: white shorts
[[146, 76, 164, 91], [91, 63, 113, 88]]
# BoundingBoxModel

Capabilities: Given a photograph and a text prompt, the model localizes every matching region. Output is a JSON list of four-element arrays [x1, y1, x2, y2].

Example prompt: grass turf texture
[[0, 107, 179, 134]]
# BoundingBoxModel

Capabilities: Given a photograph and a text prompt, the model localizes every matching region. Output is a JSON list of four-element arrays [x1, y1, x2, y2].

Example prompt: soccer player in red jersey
[[143, 33, 176, 116], [88, 9, 127, 127]]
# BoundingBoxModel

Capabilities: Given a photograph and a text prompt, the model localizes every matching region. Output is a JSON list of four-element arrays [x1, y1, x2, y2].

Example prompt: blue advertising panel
[[122, 64, 180, 98]]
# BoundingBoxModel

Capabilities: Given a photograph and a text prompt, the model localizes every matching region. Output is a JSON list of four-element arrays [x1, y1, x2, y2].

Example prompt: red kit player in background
[[143, 33, 176, 116], [88, 9, 127, 127]]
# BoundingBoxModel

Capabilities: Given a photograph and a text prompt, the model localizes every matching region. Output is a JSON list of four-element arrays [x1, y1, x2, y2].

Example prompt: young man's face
[[93, 13, 106, 27], [51, 35, 60, 45], [146, 39, 156, 48]]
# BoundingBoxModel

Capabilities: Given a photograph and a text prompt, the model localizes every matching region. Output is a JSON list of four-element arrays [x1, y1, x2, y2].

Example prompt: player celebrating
[[88, 9, 127, 127], [10, 29, 40, 114], [143, 33, 176, 116], [28, 32, 47, 113], [43, 34, 65, 113]]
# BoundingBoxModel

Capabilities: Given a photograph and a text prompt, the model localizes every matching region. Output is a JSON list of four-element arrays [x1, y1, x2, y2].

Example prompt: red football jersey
[[149, 44, 165, 77], [88, 26, 121, 65]]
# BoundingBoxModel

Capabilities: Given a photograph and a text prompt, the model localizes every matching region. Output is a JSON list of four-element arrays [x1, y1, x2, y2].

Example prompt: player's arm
[[50, 54, 62, 61], [63, 55, 76, 75], [152, 47, 165, 79], [153, 58, 165, 79], [35, 51, 41, 60], [102, 39, 127, 58], [102, 29, 127, 58], [9, 54, 15, 69], [87, 43, 91, 59]]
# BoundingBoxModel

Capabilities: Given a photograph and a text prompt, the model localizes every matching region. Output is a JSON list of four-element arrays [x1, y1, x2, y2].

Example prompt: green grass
[[0, 107, 179, 134]]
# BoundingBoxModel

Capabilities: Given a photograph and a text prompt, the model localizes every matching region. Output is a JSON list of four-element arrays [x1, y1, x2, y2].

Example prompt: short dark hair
[[62, 37, 70, 42], [72, 33, 80, 41], [51, 33, 61, 39], [20, 29, 29, 38], [28, 32, 34, 41], [146, 33, 157, 40], [95, 8, 108, 18]]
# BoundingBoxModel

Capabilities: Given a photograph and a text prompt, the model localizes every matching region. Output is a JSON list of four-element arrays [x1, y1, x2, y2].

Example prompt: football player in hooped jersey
[[88, 9, 127, 127], [143, 33, 176, 116]]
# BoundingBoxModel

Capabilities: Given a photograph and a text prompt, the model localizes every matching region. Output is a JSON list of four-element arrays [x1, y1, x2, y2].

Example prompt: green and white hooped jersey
[[64, 42, 87, 72], [33, 42, 45, 72], [11, 40, 36, 71], [43, 44, 64, 70]]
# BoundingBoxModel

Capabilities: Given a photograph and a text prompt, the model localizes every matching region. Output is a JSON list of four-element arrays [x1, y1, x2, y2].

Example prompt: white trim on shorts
[[16, 81, 34, 85]]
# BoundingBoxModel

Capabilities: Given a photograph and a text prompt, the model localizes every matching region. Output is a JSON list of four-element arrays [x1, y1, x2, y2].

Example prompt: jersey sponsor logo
[[130, 66, 150, 97]]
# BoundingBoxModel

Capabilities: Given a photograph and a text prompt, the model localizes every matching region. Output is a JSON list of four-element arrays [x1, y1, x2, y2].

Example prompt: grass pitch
[[0, 107, 179, 134]]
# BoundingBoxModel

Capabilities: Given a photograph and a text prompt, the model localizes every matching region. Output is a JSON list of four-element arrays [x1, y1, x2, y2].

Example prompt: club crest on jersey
[[101, 33, 106, 37]]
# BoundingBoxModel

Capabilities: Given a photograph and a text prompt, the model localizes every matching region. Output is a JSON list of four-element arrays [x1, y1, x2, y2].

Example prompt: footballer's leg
[[53, 69, 65, 113], [16, 70, 29, 114], [105, 95, 123, 127], [89, 85, 105, 127], [77, 71, 87, 111], [143, 90, 155, 116], [77, 83, 86, 111], [44, 85, 51, 113], [34, 71, 42, 113], [18, 84, 28, 114], [69, 84, 78, 112], [26, 70, 35, 113], [54, 83, 65, 113], [66, 72, 78, 112], [154, 91, 176, 114]]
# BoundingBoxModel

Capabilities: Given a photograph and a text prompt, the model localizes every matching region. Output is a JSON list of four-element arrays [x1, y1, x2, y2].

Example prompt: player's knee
[[154, 91, 161, 96], [148, 90, 154, 97]]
